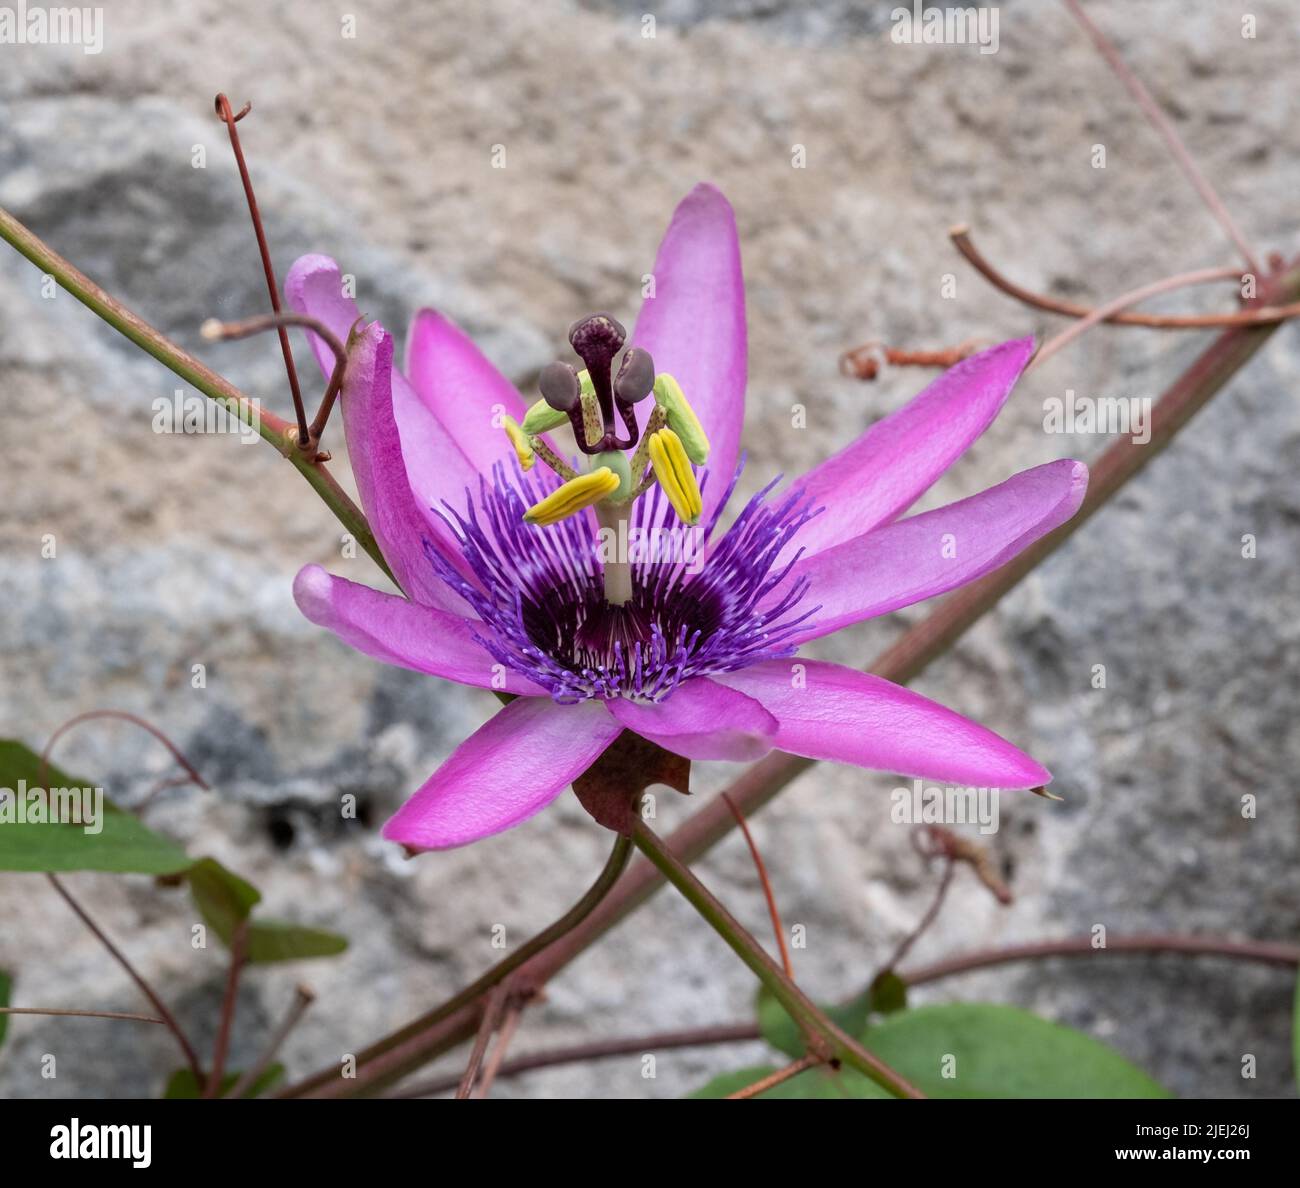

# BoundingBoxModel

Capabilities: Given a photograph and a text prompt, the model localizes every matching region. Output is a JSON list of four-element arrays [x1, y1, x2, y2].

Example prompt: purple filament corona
[[423, 460, 823, 704]]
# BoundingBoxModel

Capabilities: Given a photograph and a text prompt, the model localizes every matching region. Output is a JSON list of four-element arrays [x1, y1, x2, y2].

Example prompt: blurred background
[[1, 0, 1297, 1098]]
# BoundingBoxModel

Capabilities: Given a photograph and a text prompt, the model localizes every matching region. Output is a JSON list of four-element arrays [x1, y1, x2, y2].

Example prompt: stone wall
[[1, 0, 1296, 1097]]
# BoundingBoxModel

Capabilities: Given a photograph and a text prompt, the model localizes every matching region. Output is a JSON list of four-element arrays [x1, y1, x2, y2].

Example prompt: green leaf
[[186, 858, 346, 964], [703, 1002, 1168, 1100], [244, 919, 347, 964], [0, 970, 11, 1051], [690, 1064, 890, 1099], [755, 976, 906, 1059], [186, 857, 260, 942], [868, 970, 908, 1015], [862, 1004, 1170, 1098], [0, 740, 192, 875], [162, 1063, 284, 1099], [757, 986, 874, 1059]]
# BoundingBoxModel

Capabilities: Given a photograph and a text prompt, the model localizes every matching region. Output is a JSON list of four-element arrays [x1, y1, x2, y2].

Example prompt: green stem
[[630, 819, 922, 1099], [0, 204, 393, 584], [280, 832, 634, 1097]]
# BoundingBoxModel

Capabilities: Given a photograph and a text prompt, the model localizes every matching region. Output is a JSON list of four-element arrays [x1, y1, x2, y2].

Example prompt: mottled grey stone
[[0, 0, 1296, 1100]]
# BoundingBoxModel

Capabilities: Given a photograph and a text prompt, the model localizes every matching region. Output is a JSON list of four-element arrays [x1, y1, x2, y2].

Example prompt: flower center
[[424, 465, 823, 704], [444, 310, 819, 699], [499, 313, 712, 550]]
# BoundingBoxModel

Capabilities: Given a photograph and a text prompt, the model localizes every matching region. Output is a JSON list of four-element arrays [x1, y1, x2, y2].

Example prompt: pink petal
[[382, 698, 622, 851], [285, 253, 483, 528], [293, 565, 544, 696], [604, 678, 777, 761], [789, 337, 1035, 557], [787, 459, 1088, 645], [388, 355, 486, 528], [631, 185, 746, 523], [717, 659, 1050, 788], [405, 309, 533, 476], [284, 254, 366, 380], [325, 321, 469, 613]]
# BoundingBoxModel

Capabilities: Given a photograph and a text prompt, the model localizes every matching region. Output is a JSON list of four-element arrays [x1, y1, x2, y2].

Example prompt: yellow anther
[[501, 416, 535, 470], [652, 374, 710, 465], [647, 428, 702, 525], [523, 467, 621, 527]]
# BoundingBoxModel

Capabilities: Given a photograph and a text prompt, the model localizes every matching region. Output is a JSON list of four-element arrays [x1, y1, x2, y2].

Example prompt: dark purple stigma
[[539, 313, 655, 455]]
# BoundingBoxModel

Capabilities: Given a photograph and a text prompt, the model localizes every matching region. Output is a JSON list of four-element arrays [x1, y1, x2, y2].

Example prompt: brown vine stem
[[474, 1000, 524, 1099], [721, 792, 794, 979], [204, 920, 249, 1098], [0, 1006, 165, 1025], [226, 984, 315, 1100], [877, 857, 955, 979], [214, 92, 310, 447], [950, 228, 1298, 328], [138, 774, 201, 814], [1060, 0, 1261, 277], [280, 258, 1300, 1100], [202, 312, 351, 459], [39, 709, 209, 797], [726, 1053, 823, 1100], [397, 931, 1300, 1095], [455, 980, 512, 1100], [901, 933, 1300, 984], [391, 1023, 760, 1098], [1029, 266, 1245, 369], [45, 873, 204, 1082]]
